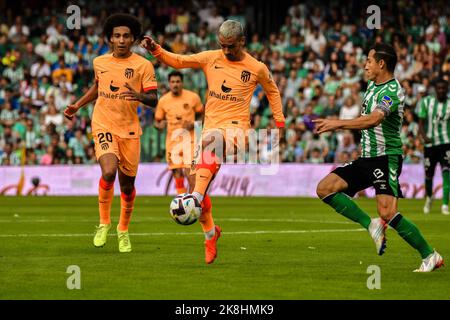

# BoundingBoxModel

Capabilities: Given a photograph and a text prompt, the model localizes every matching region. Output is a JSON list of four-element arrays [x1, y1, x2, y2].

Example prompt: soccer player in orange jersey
[[141, 20, 286, 264], [155, 71, 203, 195], [63, 14, 158, 253]]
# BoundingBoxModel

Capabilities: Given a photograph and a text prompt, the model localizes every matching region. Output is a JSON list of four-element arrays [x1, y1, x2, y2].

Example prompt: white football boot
[[413, 251, 444, 272], [368, 218, 387, 256]]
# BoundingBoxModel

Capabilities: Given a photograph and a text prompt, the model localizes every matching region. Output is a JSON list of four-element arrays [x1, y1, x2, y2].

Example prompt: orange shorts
[[166, 129, 195, 170], [190, 127, 249, 174], [93, 129, 140, 177]]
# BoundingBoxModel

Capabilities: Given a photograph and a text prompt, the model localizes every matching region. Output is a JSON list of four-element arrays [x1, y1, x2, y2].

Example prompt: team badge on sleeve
[[381, 95, 393, 108]]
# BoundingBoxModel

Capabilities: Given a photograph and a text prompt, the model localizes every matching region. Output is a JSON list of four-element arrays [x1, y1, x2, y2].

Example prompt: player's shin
[[175, 177, 187, 194], [99, 177, 114, 224], [192, 151, 220, 202], [388, 213, 434, 259], [118, 187, 136, 231], [442, 170, 449, 206], [425, 178, 433, 198], [321, 192, 371, 229]]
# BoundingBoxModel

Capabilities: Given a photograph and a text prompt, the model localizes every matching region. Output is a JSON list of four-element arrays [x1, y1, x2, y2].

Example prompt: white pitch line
[[0, 217, 352, 224], [0, 228, 365, 238]]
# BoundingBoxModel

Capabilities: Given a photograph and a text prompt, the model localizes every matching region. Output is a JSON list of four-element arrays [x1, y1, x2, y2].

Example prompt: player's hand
[[64, 104, 79, 120], [140, 36, 158, 52], [122, 82, 142, 101], [422, 136, 432, 144], [313, 118, 340, 134], [154, 120, 166, 130]]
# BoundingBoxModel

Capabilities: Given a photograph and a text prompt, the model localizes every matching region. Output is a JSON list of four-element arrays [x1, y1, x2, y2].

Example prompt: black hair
[[370, 43, 397, 73], [435, 77, 449, 87], [168, 71, 184, 81], [103, 13, 142, 42]]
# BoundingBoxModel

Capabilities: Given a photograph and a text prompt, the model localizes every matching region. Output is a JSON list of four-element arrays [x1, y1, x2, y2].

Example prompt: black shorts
[[332, 155, 403, 198], [424, 144, 450, 179]]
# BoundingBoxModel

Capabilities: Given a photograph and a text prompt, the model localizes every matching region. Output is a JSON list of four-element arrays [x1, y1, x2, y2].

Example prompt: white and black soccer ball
[[169, 193, 202, 225]]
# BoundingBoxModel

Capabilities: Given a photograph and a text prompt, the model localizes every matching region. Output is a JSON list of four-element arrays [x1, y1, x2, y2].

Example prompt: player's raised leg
[[317, 172, 387, 254], [191, 135, 223, 264], [94, 153, 118, 247], [317, 173, 372, 229]]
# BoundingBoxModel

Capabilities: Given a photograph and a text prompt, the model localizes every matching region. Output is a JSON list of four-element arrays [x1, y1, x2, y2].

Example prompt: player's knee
[[102, 170, 116, 182], [316, 180, 332, 199], [377, 202, 396, 221], [197, 151, 221, 173], [120, 184, 134, 196]]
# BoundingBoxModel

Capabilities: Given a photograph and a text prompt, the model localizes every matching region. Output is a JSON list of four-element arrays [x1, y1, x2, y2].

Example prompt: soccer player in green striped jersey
[[314, 43, 444, 272], [418, 78, 450, 215]]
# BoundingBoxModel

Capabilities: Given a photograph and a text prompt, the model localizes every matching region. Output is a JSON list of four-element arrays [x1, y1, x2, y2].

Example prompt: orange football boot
[[205, 225, 222, 264]]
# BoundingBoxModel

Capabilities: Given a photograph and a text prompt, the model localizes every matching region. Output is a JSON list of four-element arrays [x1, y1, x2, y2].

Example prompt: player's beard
[[225, 54, 237, 61]]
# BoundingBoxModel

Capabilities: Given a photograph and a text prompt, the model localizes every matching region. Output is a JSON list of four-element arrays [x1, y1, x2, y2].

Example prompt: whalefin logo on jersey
[[221, 80, 232, 93], [110, 80, 120, 92], [381, 95, 393, 108]]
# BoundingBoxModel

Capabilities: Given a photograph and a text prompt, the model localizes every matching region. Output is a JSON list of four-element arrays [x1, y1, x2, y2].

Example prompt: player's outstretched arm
[[257, 65, 286, 129], [314, 109, 385, 134], [122, 82, 158, 108], [64, 81, 98, 120], [140, 36, 205, 70]]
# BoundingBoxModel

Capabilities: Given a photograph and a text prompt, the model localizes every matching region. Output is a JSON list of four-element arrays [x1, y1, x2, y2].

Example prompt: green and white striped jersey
[[360, 79, 405, 158], [418, 95, 450, 147]]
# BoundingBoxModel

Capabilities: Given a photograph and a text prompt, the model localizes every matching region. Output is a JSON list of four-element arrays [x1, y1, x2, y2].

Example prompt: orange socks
[[199, 194, 215, 233], [194, 168, 214, 195], [98, 177, 114, 225], [118, 188, 136, 231], [175, 177, 187, 194]]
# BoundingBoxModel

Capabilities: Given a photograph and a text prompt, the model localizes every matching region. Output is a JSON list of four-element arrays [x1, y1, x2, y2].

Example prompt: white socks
[[205, 226, 215, 240]]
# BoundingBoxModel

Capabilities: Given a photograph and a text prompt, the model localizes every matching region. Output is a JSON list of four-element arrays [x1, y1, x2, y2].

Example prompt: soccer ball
[[169, 193, 202, 225]]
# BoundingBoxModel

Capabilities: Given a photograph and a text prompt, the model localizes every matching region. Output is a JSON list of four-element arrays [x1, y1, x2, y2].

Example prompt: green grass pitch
[[0, 196, 448, 299]]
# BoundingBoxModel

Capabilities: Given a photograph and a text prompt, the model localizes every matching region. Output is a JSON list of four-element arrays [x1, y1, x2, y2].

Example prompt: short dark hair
[[103, 13, 142, 41], [168, 71, 183, 81], [435, 77, 449, 87], [370, 43, 397, 73]]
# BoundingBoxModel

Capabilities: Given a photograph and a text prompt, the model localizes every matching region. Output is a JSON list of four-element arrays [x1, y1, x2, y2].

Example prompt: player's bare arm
[[122, 82, 158, 108], [314, 109, 385, 134], [64, 81, 98, 120], [418, 118, 432, 144]]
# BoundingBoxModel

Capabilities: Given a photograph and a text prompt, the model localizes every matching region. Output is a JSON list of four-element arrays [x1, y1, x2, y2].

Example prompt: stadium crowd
[[0, 0, 449, 166]]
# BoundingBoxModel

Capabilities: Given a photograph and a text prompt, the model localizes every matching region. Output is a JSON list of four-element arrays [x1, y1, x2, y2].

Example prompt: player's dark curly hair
[[103, 13, 142, 42]]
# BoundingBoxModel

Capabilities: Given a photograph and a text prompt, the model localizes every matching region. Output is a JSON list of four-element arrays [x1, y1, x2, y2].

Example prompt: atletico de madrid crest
[[241, 70, 250, 83], [125, 68, 134, 79]]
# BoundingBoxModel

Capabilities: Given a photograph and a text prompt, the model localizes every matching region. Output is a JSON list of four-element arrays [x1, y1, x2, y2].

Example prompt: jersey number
[[98, 132, 113, 143]]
